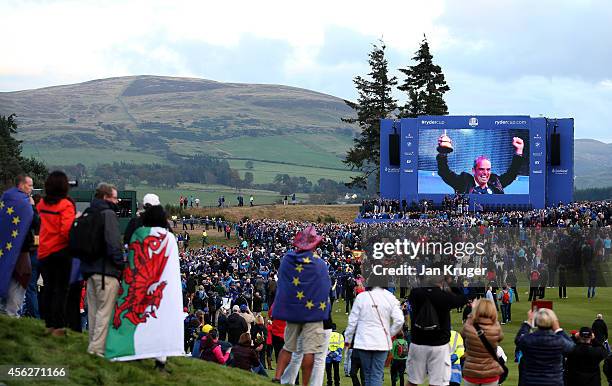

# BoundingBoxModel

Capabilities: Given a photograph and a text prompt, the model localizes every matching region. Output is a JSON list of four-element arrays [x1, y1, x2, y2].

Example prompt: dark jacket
[[593, 319, 609, 345], [231, 343, 260, 370], [227, 312, 248, 345], [566, 341, 607, 386], [514, 322, 575, 386], [217, 313, 229, 341], [409, 287, 467, 346], [437, 153, 523, 194], [79, 198, 124, 279]]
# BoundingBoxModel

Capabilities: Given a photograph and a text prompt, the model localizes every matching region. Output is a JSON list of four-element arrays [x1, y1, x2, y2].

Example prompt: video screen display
[[418, 128, 530, 194]]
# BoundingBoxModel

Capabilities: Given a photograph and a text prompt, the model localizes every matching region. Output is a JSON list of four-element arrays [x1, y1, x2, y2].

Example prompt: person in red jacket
[[37, 171, 76, 337]]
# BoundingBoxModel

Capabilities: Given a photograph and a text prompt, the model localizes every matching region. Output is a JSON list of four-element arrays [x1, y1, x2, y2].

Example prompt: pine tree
[[343, 41, 398, 190], [398, 36, 450, 117], [0, 114, 48, 188]]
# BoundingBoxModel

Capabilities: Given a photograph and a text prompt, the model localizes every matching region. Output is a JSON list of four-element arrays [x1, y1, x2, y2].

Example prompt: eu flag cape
[[273, 249, 331, 323], [105, 227, 184, 361], [0, 188, 33, 298]]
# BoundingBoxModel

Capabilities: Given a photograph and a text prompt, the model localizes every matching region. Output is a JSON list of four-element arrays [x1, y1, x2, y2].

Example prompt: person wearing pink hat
[[272, 225, 331, 385]]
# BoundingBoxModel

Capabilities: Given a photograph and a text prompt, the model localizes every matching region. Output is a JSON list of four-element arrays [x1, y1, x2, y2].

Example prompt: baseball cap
[[579, 327, 593, 338], [143, 193, 161, 207], [240, 304, 248, 312]]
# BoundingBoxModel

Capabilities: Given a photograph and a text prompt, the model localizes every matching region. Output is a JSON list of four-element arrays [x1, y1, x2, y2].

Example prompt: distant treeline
[[574, 186, 612, 201]]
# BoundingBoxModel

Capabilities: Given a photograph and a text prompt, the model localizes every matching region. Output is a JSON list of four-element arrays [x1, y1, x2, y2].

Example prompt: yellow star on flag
[[295, 264, 304, 273], [0, 201, 4, 209], [11, 230, 18, 238], [302, 257, 311, 264], [12, 216, 20, 225], [319, 302, 327, 311], [0, 249, 3, 257], [292, 277, 301, 286], [305, 300, 314, 310], [296, 291, 305, 300], [6, 207, 14, 215], [6, 242, 12, 251]]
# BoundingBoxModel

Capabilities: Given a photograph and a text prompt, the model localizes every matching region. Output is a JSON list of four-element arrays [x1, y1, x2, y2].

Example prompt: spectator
[[592, 313, 609, 350], [448, 329, 464, 386], [232, 332, 267, 376], [407, 277, 467, 386], [272, 226, 331, 385], [566, 327, 607, 386], [80, 183, 123, 356], [200, 328, 231, 364], [514, 308, 575, 386], [239, 303, 255, 333], [0, 174, 35, 317], [217, 306, 229, 341], [461, 299, 504, 386], [326, 323, 344, 386], [251, 315, 268, 369], [36, 171, 76, 337], [344, 286, 404, 386], [391, 329, 409, 386], [227, 304, 248, 345]]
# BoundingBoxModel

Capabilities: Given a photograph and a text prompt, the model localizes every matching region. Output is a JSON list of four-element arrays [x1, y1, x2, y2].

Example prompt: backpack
[[414, 296, 440, 331], [396, 340, 409, 359], [69, 207, 108, 262], [502, 291, 510, 304]]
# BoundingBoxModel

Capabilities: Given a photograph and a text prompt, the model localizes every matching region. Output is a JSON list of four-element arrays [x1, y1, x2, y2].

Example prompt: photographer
[[566, 327, 607, 386]]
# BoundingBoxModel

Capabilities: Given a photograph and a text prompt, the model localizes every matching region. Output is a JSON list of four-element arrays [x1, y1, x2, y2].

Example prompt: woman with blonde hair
[[461, 299, 504, 386], [514, 307, 575, 386]]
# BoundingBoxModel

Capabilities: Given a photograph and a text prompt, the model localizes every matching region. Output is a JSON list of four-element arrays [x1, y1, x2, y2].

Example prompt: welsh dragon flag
[[105, 227, 184, 361]]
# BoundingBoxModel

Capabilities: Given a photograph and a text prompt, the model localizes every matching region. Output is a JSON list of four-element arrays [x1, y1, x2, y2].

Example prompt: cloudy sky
[[1, 0, 611, 141]]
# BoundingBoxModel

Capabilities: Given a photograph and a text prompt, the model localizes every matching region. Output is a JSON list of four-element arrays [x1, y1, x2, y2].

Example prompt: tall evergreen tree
[[0, 114, 48, 188], [398, 36, 450, 117], [343, 41, 397, 190]]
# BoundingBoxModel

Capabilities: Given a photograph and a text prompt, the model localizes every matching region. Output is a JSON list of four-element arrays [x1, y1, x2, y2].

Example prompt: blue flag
[[0, 187, 33, 298], [273, 249, 331, 323]]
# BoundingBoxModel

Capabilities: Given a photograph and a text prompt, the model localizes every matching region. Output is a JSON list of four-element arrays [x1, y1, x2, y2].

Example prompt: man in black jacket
[[407, 277, 467, 386], [566, 327, 608, 386], [226, 305, 248, 345], [80, 183, 124, 357], [436, 134, 524, 194]]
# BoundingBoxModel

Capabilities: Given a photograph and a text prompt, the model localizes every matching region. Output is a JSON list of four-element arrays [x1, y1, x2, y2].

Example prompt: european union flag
[[0, 187, 33, 298], [272, 249, 331, 323]]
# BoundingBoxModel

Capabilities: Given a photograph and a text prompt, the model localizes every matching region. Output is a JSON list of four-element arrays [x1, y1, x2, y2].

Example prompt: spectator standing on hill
[[250, 195, 254, 206], [80, 183, 123, 356], [514, 308, 575, 386], [592, 314, 609, 350], [227, 304, 248, 345], [407, 277, 468, 386], [36, 171, 76, 336]]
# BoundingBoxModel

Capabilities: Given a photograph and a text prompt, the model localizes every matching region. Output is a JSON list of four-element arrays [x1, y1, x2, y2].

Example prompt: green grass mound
[[0, 315, 270, 386]]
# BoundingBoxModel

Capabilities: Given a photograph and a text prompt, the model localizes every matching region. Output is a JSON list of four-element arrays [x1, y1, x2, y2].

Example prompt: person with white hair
[[514, 308, 575, 386]]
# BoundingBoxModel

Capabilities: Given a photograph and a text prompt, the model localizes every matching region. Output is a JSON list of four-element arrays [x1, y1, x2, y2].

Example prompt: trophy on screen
[[437, 129, 454, 154]]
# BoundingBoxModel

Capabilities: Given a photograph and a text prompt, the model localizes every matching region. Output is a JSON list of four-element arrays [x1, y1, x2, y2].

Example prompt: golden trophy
[[437, 129, 454, 154]]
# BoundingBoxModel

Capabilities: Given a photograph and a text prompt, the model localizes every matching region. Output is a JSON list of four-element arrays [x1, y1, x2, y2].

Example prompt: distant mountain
[[0, 75, 356, 154], [574, 138, 612, 189]]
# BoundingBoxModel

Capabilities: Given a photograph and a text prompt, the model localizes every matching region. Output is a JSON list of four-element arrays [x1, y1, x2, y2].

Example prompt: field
[[125, 183, 311, 207], [2, 287, 611, 385]]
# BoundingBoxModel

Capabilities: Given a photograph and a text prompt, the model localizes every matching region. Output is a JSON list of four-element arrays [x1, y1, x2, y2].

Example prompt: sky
[[1, 0, 611, 141]]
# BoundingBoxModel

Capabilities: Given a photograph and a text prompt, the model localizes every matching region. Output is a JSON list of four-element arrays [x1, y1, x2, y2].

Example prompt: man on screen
[[436, 133, 524, 194]]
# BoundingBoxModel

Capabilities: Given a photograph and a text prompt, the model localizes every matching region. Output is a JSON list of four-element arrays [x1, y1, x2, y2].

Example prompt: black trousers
[[559, 286, 567, 298], [39, 251, 72, 329], [326, 361, 340, 386], [272, 334, 284, 361], [350, 350, 365, 386], [528, 286, 538, 301], [345, 297, 354, 313], [390, 359, 406, 386], [65, 281, 83, 332], [512, 286, 519, 301]]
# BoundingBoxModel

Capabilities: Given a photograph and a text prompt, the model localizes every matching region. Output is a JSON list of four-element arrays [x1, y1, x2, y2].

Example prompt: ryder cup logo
[[468, 117, 478, 127]]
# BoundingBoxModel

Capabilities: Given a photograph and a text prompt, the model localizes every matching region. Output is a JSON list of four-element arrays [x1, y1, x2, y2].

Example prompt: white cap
[[143, 193, 161, 207]]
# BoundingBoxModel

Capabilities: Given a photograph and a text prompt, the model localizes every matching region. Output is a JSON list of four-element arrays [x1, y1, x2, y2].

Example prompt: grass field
[[2, 287, 611, 385], [126, 183, 310, 207], [227, 159, 356, 185]]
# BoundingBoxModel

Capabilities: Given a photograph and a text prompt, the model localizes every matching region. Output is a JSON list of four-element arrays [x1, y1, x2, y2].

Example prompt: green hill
[[1, 75, 358, 185]]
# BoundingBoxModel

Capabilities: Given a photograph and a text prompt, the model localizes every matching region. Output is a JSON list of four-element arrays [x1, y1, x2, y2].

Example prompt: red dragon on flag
[[113, 233, 170, 328]]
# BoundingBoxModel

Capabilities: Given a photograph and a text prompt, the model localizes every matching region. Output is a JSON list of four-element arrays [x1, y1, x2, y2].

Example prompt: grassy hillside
[[188, 204, 360, 223]]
